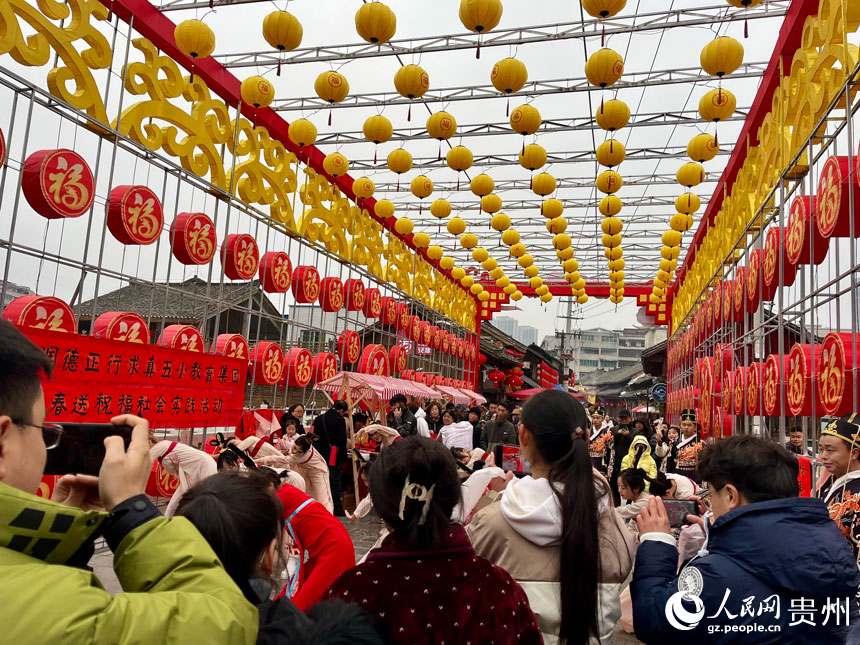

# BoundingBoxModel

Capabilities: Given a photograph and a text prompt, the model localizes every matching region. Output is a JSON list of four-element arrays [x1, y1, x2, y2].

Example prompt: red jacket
[[324, 523, 542, 644], [275, 485, 354, 610]]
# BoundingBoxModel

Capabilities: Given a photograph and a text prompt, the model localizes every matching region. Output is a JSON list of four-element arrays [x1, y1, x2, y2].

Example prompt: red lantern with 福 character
[[786, 195, 827, 267], [440, 331, 450, 353], [746, 362, 763, 416], [815, 156, 860, 239], [23, 149, 95, 219], [420, 321, 432, 346], [379, 296, 397, 326], [732, 266, 746, 319], [312, 352, 338, 383], [358, 344, 390, 376], [222, 233, 260, 281], [106, 185, 163, 245], [409, 315, 422, 342], [2, 295, 76, 333], [816, 332, 858, 417], [732, 366, 746, 416], [722, 280, 735, 324], [93, 312, 150, 344], [344, 279, 365, 312], [396, 303, 411, 331], [259, 251, 293, 293], [170, 212, 216, 265], [292, 266, 321, 303], [362, 288, 381, 318], [157, 325, 204, 352], [214, 333, 249, 360], [762, 227, 796, 300], [763, 353, 789, 417], [431, 326, 442, 349], [457, 338, 466, 358], [417, 372, 431, 386], [337, 330, 361, 365], [319, 277, 345, 312], [389, 344, 407, 374], [145, 460, 180, 498], [746, 250, 762, 314], [251, 341, 284, 385], [403, 369, 416, 382], [787, 342, 821, 417], [283, 347, 313, 387]]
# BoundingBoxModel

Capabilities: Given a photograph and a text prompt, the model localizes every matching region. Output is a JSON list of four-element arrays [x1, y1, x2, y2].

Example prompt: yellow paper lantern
[[469, 282, 482, 294], [530, 276, 544, 288], [687, 133, 719, 162], [478, 291, 491, 301], [547, 217, 567, 234], [601, 217, 623, 235], [288, 118, 317, 147], [439, 256, 455, 270], [675, 193, 701, 214], [585, 48, 624, 88], [451, 267, 466, 280], [577, 294, 589, 304], [491, 58, 528, 94], [699, 88, 736, 122], [662, 230, 682, 247], [387, 148, 413, 174], [726, 0, 764, 7], [553, 233, 572, 250], [657, 270, 671, 282], [572, 278, 586, 290], [659, 259, 677, 273], [661, 245, 680, 260], [536, 286, 549, 297], [677, 162, 705, 188], [447, 217, 467, 235], [491, 212, 511, 232], [599, 195, 622, 216], [426, 111, 458, 140], [459, 0, 503, 33], [375, 199, 395, 219], [240, 76, 274, 108], [413, 232, 431, 248], [670, 212, 694, 232], [410, 175, 434, 199], [460, 233, 479, 249], [353, 177, 375, 199], [582, 0, 627, 18], [501, 229, 520, 245], [482, 258, 498, 270], [531, 173, 557, 196], [427, 245, 444, 260], [518, 254, 534, 268], [596, 139, 626, 167], [429, 199, 451, 220], [394, 64, 429, 99], [519, 144, 547, 171], [394, 217, 414, 235], [557, 247, 574, 261], [609, 270, 625, 282], [323, 152, 349, 177], [470, 173, 495, 197], [355, 2, 397, 44], [595, 99, 630, 131], [363, 115, 393, 144], [462, 276, 475, 288], [314, 71, 349, 104], [472, 247, 490, 263], [596, 170, 623, 194], [262, 10, 302, 51], [511, 290, 523, 301], [563, 258, 578, 272], [605, 247, 623, 260], [602, 233, 622, 248], [509, 243, 526, 258], [524, 265, 539, 278], [446, 146, 474, 172], [541, 198, 564, 219], [509, 104, 542, 136], [481, 194, 503, 214], [175, 19, 216, 59], [503, 284, 517, 295], [497, 276, 511, 288], [491, 267, 505, 279], [608, 258, 625, 271], [700, 36, 744, 77]]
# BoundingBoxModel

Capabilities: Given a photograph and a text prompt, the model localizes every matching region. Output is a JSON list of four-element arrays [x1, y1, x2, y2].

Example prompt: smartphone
[[662, 499, 699, 528], [493, 444, 532, 475], [43, 423, 133, 476]]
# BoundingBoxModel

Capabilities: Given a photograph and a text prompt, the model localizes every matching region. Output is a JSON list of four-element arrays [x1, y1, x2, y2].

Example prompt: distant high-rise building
[[1, 281, 34, 308], [542, 327, 649, 375], [493, 316, 518, 339], [518, 325, 538, 346]]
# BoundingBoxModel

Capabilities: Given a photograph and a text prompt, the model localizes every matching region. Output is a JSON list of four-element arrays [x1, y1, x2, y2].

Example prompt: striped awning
[[432, 385, 472, 405], [456, 388, 487, 406]]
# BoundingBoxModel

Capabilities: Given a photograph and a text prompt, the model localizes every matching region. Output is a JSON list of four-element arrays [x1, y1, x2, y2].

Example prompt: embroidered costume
[[669, 409, 703, 484], [817, 414, 860, 561]]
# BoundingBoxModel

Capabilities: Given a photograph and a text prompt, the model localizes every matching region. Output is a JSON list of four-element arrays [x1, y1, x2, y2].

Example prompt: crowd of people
[[2, 318, 860, 643]]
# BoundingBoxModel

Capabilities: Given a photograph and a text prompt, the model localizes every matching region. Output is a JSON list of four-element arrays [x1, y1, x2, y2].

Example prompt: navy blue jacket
[[632, 497, 859, 644]]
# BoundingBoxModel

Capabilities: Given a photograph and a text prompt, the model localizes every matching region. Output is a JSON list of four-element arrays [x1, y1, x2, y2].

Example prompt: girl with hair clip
[[468, 389, 635, 645], [258, 434, 333, 513], [324, 436, 541, 644]]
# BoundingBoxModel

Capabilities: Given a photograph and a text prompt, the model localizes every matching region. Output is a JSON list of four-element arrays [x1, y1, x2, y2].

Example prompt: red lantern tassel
[[438, 141, 442, 161], [601, 24, 605, 47], [374, 149, 377, 164], [506, 97, 510, 117], [476, 36, 481, 59]]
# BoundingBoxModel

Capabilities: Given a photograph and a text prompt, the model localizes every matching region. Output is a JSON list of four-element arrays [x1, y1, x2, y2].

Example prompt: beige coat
[[150, 441, 217, 518]]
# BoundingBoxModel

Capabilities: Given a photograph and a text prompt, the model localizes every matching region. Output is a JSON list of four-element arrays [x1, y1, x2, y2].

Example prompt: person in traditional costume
[[149, 440, 217, 517], [588, 406, 614, 476], [817, 413, 860, 561], [258, 434, 334, 513], [669, 409, 704, 484], [232, 434, 306, 492]]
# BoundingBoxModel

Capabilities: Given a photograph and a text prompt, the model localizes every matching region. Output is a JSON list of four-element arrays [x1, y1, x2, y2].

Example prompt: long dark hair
[[647, 471, 672, 497], [520, 390, 603, 645], [175, 471, 284, 603], [294, 433, 319, 453], [369, 436, 462, 548]]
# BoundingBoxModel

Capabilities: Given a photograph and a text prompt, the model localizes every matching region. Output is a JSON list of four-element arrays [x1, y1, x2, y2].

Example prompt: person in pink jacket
[[258, 434, 333, 513]]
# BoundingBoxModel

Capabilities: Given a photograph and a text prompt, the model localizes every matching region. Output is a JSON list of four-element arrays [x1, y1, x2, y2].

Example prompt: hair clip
[[398, 474, 436, 525]]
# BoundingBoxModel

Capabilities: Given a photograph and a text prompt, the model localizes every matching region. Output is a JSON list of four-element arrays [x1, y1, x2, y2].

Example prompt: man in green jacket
[[479, 400, 518, 451], [0, 320, 258, 643]]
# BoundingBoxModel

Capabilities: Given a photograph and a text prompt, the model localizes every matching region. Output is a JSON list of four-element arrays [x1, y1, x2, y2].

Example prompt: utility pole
[[556, 298, 582, 386]]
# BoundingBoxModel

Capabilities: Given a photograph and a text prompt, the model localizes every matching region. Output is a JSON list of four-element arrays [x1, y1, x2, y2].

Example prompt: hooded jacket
[[413, 407, 431, 438], [438, 420, 475, 450], [632, 497, 860, 644], [0, 481, 258, 643], [620, 435, 658, 489], [468, 472, 635, 644]]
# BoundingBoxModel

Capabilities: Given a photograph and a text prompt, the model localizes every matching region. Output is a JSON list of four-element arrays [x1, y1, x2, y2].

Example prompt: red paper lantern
[[92, 311, 150, 344], [732, 366, 746, 416], [712, 343, 732, 382], [477, 353, 487, 365], [214, 333, 249, 360], [440, 331, 450, 353], [106, 185, 164, 245], [3, 295, 77, 333], [259, 251, 293, 293], [251, 341, 284, 385], [379, 296, 397, 326], [312, 352, 338, 383], [284, 347, 313, 387], [786, 195, 828, 266], [816, 332, 857, 417], [157, 324, 204, 352], [344, 279, 365, 312], [762, 227, 797, 299], [713, 285, 722, 331], [319, 277, 345, 312], [23, 149, 95, 219], [431, 326, 442, 350], [697, 357, 714, 432], [358, 344, 390, 376], [488, 369, 505, 385], [722, 280, 734, 324], [145, 460, 180, 498], [170, 212, 217, 265], [457, 338, 466, 358], [409, 315, 422, 342], [787, 342, 821, 416], [389, 344, 407, 374], [337, 330, 361, 364], [292, 266, 321, 303], [816, 156, 860, 239], [403, 369, 416, 382], [420, 321, 432, 346], [762, 353, 789, 417], [363, 288, 382, 318], [396, 303, 411, 331], [0, 127, 5, 167], [222, 233, 260, 280], [746, 362, 762, 416], [732, 266, 746, 319], [745, 250, 761, 314], [417, 372, 431, 385]]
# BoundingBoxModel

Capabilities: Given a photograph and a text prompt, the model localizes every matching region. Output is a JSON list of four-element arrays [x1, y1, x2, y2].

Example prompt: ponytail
[[521, 390, 603, 645], [647, 471, 671, 497], [295, 433, 319, 453]]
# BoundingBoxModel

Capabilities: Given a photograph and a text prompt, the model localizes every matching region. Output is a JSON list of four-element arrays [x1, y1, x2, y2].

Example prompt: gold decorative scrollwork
[[412, 258, 435, 307], [297, 167, 348, 257], [384, 234, 414, 294], [350, 207, 386, 280]]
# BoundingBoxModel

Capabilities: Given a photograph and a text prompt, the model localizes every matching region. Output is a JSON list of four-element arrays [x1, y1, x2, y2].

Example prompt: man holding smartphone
[[0, 320, 258, 642]]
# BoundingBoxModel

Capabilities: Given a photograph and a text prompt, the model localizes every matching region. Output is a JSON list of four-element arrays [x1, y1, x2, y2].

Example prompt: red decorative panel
[[170, 212, 216, 265], [23, 149, 94, 219], [106, 185, 163, 245]]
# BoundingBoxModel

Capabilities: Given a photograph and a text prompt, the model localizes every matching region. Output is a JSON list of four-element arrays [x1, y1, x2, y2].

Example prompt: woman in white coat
[[149, 440, 217, 517], [259, 434, 333, 513]]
